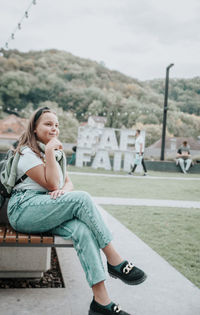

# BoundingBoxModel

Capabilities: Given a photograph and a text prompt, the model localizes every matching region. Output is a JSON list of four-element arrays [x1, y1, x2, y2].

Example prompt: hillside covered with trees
[[0, 49, 199, 146]]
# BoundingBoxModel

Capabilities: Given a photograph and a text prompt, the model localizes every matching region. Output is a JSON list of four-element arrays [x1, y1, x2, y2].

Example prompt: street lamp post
[[160, 63, 174, 161]]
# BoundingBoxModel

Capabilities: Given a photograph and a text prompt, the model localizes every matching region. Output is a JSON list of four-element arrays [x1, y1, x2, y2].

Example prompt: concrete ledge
[[0, 247, 51, 278], [0, 271, 43, 278], [145, 160, 200, 173]]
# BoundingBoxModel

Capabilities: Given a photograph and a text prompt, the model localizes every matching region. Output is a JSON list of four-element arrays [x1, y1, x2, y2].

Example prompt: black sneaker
[[88, 299, 131, 315], [107, 261, 147, 285]]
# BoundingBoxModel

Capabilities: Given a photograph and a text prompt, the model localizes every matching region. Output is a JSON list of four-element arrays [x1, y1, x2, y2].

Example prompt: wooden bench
[[0, 199, 73, 248], [0, 202, 73, 278], [0, 225, 73, 248]]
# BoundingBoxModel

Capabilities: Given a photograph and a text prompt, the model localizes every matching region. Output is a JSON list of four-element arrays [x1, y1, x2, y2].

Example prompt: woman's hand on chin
[[46, 138, 63, 151]]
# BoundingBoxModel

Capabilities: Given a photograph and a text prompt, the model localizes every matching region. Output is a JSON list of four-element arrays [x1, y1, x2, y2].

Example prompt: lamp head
[[167, 63, 174, 70]]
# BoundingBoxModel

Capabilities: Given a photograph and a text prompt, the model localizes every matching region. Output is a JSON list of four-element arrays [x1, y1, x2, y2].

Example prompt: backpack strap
[[15, 174, 28, 186]]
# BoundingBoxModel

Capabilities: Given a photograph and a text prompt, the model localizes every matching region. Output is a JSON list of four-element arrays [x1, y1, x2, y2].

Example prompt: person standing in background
[[129, 129, 148, 176], [68, 145, 77, 165]]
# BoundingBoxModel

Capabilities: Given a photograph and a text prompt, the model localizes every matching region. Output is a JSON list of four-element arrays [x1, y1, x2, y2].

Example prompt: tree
[[0, 70, 36, 111]]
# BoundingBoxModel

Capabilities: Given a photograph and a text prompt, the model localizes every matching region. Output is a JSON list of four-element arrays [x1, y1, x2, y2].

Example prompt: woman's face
[[34, 112, 59, 144]]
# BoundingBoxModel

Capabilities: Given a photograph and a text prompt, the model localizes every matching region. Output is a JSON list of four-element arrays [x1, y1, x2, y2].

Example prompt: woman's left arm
[[62, 173, 74, 192], [49, 173, 74, 199]]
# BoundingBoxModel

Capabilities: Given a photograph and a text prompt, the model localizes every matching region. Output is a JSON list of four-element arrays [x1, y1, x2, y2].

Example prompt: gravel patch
[[0, 248, 64, 289]]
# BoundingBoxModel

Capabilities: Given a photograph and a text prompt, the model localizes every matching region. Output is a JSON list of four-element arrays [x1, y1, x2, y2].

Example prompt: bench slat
[[0, 226, 6, 243], [5, 227, 17, 243], [30, 235, 42, 244], [0, 225, 73, 247], [42, 236, 54, 244], [17, 232, 29, 244]]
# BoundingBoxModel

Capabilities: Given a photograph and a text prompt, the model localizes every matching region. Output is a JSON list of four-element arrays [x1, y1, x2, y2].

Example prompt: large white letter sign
[[92, 150, 111, 170], [119, 130, 135, 151], [77, 127, 100, 148], [113, 151, 122, 171], [99, 129, 119, 150], [76, 147, 92, 167], [76, 126, 146, 171], [123, 151, 134, 172]]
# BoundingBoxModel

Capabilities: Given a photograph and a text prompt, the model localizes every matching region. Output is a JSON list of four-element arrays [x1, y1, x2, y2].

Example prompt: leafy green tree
[[88, 100, 104, 115], [0, 70, 36, 111]]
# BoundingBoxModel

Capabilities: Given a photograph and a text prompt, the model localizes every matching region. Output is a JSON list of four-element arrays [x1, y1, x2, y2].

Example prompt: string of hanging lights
[[3, 106, 132, 118], [4, 0, 37, 50]]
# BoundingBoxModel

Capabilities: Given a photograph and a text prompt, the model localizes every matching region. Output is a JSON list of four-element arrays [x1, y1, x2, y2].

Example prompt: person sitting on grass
[[7, 107, 147, 315]]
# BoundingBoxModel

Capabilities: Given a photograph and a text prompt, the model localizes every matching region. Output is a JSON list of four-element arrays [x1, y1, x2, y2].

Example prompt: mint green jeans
[[8, 190, 113, 287]]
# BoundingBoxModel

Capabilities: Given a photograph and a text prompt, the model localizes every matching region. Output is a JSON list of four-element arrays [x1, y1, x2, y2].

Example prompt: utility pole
[[160, 63, 174, 160]]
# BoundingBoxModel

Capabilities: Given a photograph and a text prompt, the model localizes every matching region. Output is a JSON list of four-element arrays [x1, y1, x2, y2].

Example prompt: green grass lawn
[[103, 205, 200, 289], [70, 172, 200, 201], [68, 165, 200, 178]]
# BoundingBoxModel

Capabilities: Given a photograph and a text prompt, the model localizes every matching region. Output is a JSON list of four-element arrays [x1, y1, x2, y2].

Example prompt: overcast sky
[[0, 0, 200, 81]]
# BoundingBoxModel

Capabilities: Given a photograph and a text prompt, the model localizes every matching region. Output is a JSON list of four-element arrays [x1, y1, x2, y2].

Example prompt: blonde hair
[[15, 107, 56, 157]]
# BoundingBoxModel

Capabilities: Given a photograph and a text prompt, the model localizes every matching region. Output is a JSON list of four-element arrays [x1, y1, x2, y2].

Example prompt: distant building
[[0, 115, 27, 136], [0, 114, 28, 146], [145, 137, 200, 159], [88, 116, 107, 129]]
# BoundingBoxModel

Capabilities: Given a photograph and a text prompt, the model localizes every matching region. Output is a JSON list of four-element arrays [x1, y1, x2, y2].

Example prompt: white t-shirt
[[14, 147, 64, 191], [135, 135, 145, 153]]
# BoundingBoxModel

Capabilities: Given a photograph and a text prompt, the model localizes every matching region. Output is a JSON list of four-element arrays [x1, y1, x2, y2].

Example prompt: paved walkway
[[69, 171, 200, 181], [93, 197, 200, 208]]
